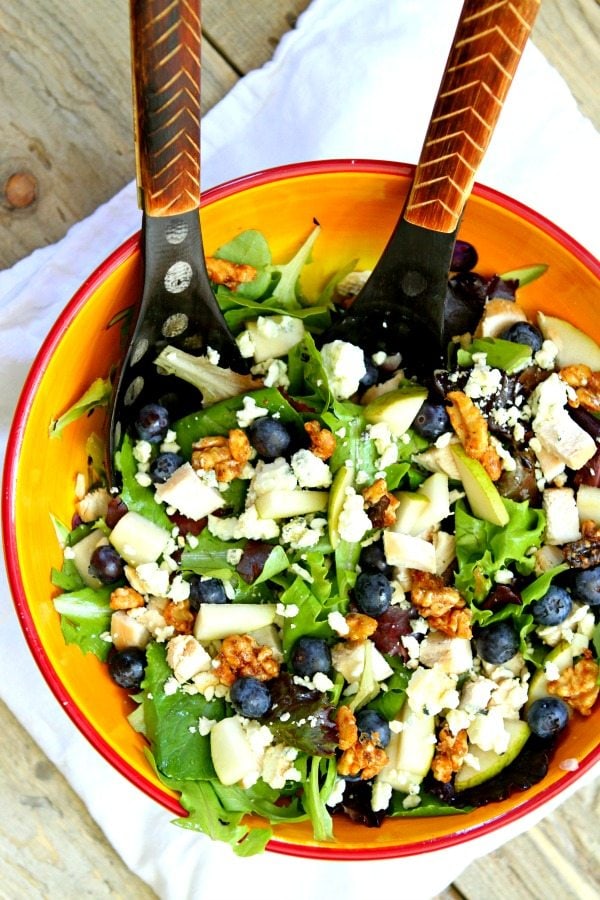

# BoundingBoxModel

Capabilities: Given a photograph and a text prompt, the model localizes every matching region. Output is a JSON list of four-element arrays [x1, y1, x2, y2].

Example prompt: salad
[[51, 225, 600, 855]]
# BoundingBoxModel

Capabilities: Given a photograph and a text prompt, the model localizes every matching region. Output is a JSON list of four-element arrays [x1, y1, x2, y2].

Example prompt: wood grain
[[0, 1, 599, 897]]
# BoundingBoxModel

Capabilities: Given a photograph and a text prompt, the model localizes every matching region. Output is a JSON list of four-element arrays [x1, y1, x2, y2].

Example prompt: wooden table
[[1, 2, 599, 897]]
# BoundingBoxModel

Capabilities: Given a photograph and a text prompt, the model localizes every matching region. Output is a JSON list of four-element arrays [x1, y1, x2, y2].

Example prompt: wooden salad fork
[[108, 0, 245, 478]]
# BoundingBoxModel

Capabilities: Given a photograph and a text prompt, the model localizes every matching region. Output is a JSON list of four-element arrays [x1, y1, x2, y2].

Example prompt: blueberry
[[572, 566, 600, 606], [108, 646, 146, 691], [526, 697, 569, 739], [247, 417, 292, 459], [412, 400, 450, 441], [451, 240, 478, 273], [354, 571, 392, 617], [359, 356, 379, 389], [474, 620, 519, 664], [531, 585, 573, 625], [290, 636, 332, 677], [359, 541, 392, 577], [230, 676, 271, 718], [135, 403, 170, 443], [150, 452, 184, 483], [188, 576, 228, 610], [88, 544, 124, 584], [355, 709, 391, 748], [499, 322, 544, 354]]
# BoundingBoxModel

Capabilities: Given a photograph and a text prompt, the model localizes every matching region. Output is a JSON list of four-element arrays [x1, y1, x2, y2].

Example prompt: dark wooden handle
[[404, 0, 540, 234], [130, 0, 201, 216]]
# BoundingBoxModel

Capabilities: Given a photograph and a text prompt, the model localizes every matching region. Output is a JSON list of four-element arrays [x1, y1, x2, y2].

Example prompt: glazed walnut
[[191, 429, 251, 483], [213, 634, 280, 686], [109, 586, 145, 611], [431, 723, 469, 783], [335, 705, 388, 780], [345, 612, 378, 642], [205, 256, 257, 289], [446, 390, 503, 481], [560, 365, 600, 413], [410, 570, 472, 638], [304, 420, 336, 460], [362, 478, 400, 529], [163, 599, 195, 635], [548, 652, 600, 716]]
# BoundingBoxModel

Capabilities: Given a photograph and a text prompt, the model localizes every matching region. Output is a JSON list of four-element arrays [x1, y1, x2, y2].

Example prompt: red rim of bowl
[[3, 158, 600, 861]]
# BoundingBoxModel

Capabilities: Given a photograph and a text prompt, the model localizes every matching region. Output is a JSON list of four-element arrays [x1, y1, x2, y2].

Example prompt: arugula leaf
[[335, 539, 361, 603], [270, 224, 321, 310], [389, 790, 470, 817], [457, 337, 532, 374], [115, 434, 172, 529], [49, 376, 112, 437], [174, 387, 303, 457], [53, 586, 113, 659], [302, 755, 335, 842], [287, 332, 332, 411], [142, 643, 224, 780], [211, 777, 306, 823], [214, 229, 272, 299], [499, 263, 548, 287], [222, 296, 330, 334]]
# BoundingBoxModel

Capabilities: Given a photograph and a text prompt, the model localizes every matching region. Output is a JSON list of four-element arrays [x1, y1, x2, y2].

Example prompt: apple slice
[[210, 717, 257, 785], [327, 463, 354, 548], [450, 444, 508, 526], [364, 386, 428, 437], [383, 531, 437, 572], [71, 528, 108, 588], [537, 312, 600, 369], [392, 492, 430, 535], [255, 489, 329, 519], [194, 603, 277, 641], [377, 703, 436, 794], [455, 719, 530, 791]]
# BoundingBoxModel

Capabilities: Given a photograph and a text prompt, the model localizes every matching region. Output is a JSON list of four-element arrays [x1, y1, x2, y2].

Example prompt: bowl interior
[[4, 160, 600, 859]]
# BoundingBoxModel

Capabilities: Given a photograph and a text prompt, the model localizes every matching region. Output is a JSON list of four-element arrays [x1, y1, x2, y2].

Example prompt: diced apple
[[537, 312, 600, 369], [577, 484, 600, 524], [392, 492, 430, 535], [109, 511, 171, 566], [377, 703, 436, 793], [418, 632, 473, 674], [255, 489, 329, 519], [455, 720, 531, 791], [450, 444, 508, 526], [383, 531, 437, 573], [154, 462, 224, 520], [71, 529, 108, 588], [210, 717, 257, 786], [246, 315, 305, 363], [193, 603, 277, 642], [364, 386, 428, 437], [327, 463, 355, 549]]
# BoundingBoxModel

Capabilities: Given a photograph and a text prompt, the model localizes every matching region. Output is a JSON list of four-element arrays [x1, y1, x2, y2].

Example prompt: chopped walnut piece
[[214, 634, 280, 686], [562, 525, 600, 569], [109, 586, 145, 611], [559, 365, 600, 413], [431, 723, 469, 783], [205, 256, 257, 289], [191, 429, 251, 483], [345, 613, 378, 642], [411, 570, 472, 638], [163, 599, 195, 635], [446, 390, 502, 481], [304, 420, 336, 460], [336, 705, 388, 779], [336, 705, 358, 750], [362, 478, 400, 529], [548, 653, 600, 716]]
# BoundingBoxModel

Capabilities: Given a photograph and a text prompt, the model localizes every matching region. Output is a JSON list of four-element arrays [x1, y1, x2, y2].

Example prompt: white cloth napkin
[[1, 1, 599, 897]]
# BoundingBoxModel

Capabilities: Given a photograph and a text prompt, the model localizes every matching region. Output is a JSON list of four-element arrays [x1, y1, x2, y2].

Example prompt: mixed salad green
[[51, 226, 600, 855]]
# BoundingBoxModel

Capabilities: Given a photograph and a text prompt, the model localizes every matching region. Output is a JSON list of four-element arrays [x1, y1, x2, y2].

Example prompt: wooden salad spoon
[[322, 0, 541, 372]]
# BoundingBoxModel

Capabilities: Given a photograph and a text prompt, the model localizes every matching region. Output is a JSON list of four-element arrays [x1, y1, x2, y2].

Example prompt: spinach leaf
[[115, 435, 172, 529]]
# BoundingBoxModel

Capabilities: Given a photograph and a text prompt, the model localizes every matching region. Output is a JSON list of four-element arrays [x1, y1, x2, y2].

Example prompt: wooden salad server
[[108, 0, 245, 473], [323, 0, 541, 371]]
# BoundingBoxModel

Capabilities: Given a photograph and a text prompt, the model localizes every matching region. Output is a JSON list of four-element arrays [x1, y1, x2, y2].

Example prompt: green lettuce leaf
[[49, 376, 112, 437], [53, 586, 113, 659], [270, 224, 321, 310]]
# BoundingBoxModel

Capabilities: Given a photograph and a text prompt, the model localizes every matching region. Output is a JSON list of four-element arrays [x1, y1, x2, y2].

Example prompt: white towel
[[0, 1, 598, 898]]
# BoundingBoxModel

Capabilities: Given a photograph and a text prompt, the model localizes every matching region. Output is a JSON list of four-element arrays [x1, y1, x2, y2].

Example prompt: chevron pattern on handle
[[404, 0, 540, 233], [131, 0, 201, 216]]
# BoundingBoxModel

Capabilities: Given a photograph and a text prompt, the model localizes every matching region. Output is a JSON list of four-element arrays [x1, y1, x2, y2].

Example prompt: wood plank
[[0, 699, 157, 899]]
